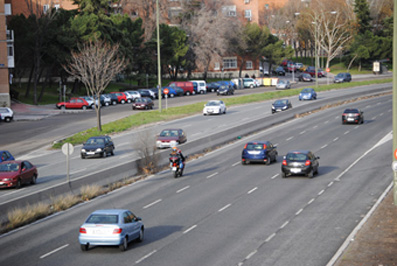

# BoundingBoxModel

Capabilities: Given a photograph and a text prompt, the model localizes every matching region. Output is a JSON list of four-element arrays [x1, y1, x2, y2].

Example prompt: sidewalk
[[11, 101, 62, 121]]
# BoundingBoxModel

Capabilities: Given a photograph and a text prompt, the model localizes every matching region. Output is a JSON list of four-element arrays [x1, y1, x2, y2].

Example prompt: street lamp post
[[156, 0, 162, 112]]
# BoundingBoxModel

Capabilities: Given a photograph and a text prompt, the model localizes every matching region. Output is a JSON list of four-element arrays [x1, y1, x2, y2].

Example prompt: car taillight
[[305, 160, 311, 166], [244, 144, 248, 149], [79, 227, 87, 234], [113, 228, 122, 234], [173, 162, 177, 167], [342, 113, 346, 116], [263, 144, 267, 149], [282, 160, 287, 166]]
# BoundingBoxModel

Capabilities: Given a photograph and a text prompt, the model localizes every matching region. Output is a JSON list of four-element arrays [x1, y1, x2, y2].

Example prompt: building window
[[7, 45, 13, 57], [214, 62, 220, 70], [223, 58, 237, 69], [265, 4, 269, 10], [244, 0, 250, 4], [245, 9, 252, 21], [246, 61, 253, 69], [5, 4, 11, 15], [168, 7, 182, 19], [222, 5, 236, 17], [43, 4, 49, 13]]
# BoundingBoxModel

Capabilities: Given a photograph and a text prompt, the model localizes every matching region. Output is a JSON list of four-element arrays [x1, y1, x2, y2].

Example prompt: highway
[[0, 92, 392, 266]]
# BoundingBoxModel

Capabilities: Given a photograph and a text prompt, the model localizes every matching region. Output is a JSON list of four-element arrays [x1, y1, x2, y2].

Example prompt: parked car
[[148, 88, 162, 99], [207, 82, 222, 92], [0, 107, 14, 122], [81, 136, 115, 159], [243, 78, 257, 88], [294, 63, 304, 71], [105, 93, 119, 105], [217, 85, 235, 96], [241, 141, 278, 165], [79, 96, 95, 108], [79, 209, 144, 252], [123, 91, 136, 103], [56, 97, 90, 110], [109, 92, 128, 104], [299, 88, 317, 100], [156, 128, 187, 149], [138, 89, 155, 99], [203, 100, 226, 115], [304, 66, 324, 78], [190, 80, 207, 94], [0, 160, 38, 189], [287, 63, 297, 72], [161, 86, 177, 98], [276, 80, 291, 90], [272, 99, 292, 113], [334, 72, 352, 83], [342, 108, 364, 124], [298, 73, 313, 82], [281, 150, 320, 178], [97, 94, 111, 106], [272, 66, 286, 76], [124, 90, 141, 101], [0, 150, 15, 163], [132, 97, 154, 110], [168, 81, 195, 96]]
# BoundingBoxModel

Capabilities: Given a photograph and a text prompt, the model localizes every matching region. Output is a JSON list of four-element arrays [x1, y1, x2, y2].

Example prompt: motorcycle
[[169, 154, 184, 178]]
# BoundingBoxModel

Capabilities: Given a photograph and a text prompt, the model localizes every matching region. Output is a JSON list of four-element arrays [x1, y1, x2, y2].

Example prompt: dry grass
[[80, 184, 103, 201], [7, 202, 50, 230], [51, 193, 81, 212]]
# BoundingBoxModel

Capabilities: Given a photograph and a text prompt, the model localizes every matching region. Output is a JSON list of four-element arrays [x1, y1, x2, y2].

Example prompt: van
[[168, 81, 195, 96], [334, 72, 352, 83], [189, 80, 207, 94], [243, 78, 257, 88]]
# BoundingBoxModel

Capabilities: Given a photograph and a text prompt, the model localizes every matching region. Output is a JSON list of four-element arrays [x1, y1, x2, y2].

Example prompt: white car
[[124, 91, 141, 103], [80, 96, 95, 108], [276, 80, 291, 90], [203, 100, 226, 115], [0, 107, 14, 122]]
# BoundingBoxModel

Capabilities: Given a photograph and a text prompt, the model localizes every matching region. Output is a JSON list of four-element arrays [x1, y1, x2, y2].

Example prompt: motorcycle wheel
[[174, 170, 178, 178]]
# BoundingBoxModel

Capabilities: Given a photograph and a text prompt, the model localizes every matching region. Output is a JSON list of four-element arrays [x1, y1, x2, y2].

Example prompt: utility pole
[[392, 0, 397, 204], [156, 0, 162, 112]]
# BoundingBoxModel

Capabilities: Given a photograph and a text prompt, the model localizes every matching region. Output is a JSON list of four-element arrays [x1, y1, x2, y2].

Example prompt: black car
[[207, 82, 221, 92], [281, 150, 320, 178], [272, 99, 292, 113], [241, 141, 278, 165], [298, 73, 313, 82], [81, 136, 115, 159], [272, 66, 286, 76], [217, 85, 234, 96], [138, 89, 155, 99], [105, 93, 119, 105], [342, 108, 364, 124]]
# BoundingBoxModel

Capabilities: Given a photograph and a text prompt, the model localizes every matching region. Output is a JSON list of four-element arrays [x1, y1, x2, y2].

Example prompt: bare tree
[[63, 40, 126, 131], [134, 130, 159, 175]]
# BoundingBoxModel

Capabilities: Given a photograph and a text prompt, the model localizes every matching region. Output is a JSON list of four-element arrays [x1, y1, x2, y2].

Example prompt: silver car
[[79, 209, 144, 252], [0, 107, 14, 122], [276, 80, 291, 90]]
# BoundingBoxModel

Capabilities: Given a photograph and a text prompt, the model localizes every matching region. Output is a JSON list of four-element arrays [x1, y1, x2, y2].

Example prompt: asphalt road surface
[[0, 93, 392, 266]]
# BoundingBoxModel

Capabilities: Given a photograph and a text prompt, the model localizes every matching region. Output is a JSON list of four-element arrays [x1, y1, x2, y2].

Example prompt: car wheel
[[307, 170, 314, 178], [119, 237, 128, 252], [16, 179, 21, 189], [81, 154, 85, 159], [170, 93, 175, 97], [5, 117, 12, 122], [250, 84, 254, 89], [186, 91, 190, 96], [80, 244, 89, 251], [31, 174, 37, 184], [61, 106, 65, 110], [82, 106, 87, 110], [223, 109, 226, 114], [121, 100, 125, 104], [281, 172, 287, 178], [137, 228, 144, 242], [111, 149, 114, 156], [266, 158, 271, 165], [145, 106, 149, 110], [314, 167, 319, 175], [105, 102, 110, 106], [361, 118, 364, 124], [127, 99, 132, 103], [112, 101, 117, 105], [132, 107, 136, 110], [102, 151, 107, 158]]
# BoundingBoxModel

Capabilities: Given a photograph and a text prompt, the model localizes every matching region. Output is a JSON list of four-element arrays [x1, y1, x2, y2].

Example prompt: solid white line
[[300, 131, 306, 134], [295, 208, 303, 215], [318, 189, 325, 196], [313, 125, 318, 129], [328, 182, 334, 187], [207, 172, 218, 179], [286, 136, 294, 141], [321, 144, 328, 149], [307, 198, 315, 205], [333, 137, 339, 142], [232, 161, 241, 166], [0, 188, 26, 198], [183, 225, 197, 234], [143, 199, 162, 209], [40, 244, 69, 259], [271, 174, 278, 180], [344, 131, 350, 135], [218, 204, 231, 212], [280, 221, 289, 229], [70, 168, 87, 175], [136, 250, 157, 264], [246, 250, 258, 259], [265, 233, 276, 242], [120, 154, 131, 159], [176, 186, 190, 193], [248, 187, 258, 194]]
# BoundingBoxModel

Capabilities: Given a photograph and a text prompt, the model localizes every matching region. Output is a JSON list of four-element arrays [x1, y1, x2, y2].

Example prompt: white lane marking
[[286, 136, 294, 141], [218, 204, 231, 212], [328, 182, 334, 187], [143, 199, 162, 209], [136, 250, 157, 264], [248, 187, 258, 194], [265, 233, 276, 242], [191, 132, 201, 137], [183, 225, 197, 234], [308, 198, 315, 205], [324, 120, 329, 124], [207, 172, 218, 179], [70, 168, 87, 175], [232, 161, 241, 166], [40, 244, 69, 259], [366, 105, 371, 108], [271, 174, 278, 180], [388, 109, 392, 112], [280, 221, 289, 229], [176, 186, 190, 193], [313, 125, 318, 129], [380, 113, 384, 116], [372, 116, 377, 120], [333, 137, 339, 142], [320, 144, 328, 149], [354, 126, 359, 129], [296, 208, 303, 215], [300, 131, 306, 135], [246, 250, 258, 260], [344, 131, 350, 135], [318, 189, 325, 196], [0, 188, 26, 198]]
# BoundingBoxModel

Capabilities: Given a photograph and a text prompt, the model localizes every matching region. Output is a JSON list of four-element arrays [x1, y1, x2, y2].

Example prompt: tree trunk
[[95, 100, 102, 132], [347, 54, 357, 71], [25, 65, 34, 98]]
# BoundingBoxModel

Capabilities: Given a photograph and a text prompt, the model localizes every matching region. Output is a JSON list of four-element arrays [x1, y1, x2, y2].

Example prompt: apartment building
[[0, 0, 13, 107]]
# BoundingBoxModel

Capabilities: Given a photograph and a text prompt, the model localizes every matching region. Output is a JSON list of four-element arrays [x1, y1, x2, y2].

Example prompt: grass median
[[52, 78, 392, 149]]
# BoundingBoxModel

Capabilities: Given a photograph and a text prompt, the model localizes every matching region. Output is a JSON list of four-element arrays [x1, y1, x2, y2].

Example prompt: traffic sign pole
[[163, 88, 169, 110], [326, 68, 330, 85]]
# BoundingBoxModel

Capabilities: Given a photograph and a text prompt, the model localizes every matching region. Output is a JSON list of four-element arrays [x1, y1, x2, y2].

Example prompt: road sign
[[164, 88, 169, 95], [394, 148, 397, 160], [326, 68, 330, 72], [62, 143, 74, 155]]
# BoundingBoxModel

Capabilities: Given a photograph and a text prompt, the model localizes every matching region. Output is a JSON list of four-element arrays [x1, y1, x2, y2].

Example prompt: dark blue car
[[299, 88, 317, 100], [0, 150, 15, 163], [241, 141, 278, 165]]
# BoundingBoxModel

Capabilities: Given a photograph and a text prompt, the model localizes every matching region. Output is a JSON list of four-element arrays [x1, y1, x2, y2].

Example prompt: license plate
[[291, 168, 301, 173], [347, 118, 354, 121], [87, 152, 95, 155], [248, 151, 260, 155], [172, 167, 177, 171], [93, 229, 106, 234], [276, 109, 282, 112]]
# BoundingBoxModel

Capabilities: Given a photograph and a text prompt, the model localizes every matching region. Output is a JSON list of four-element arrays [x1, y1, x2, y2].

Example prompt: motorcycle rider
[[171, 146, 185, 170]]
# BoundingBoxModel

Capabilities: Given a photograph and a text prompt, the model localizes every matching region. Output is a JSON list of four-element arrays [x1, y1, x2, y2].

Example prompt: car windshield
[[246, 144, 264, 150], [274, 100, 287, 105], [160, 130, 178, 137], [86, 214, 118, 224], [0, 163, 19, 172], [336, 73, 345, 77], [278, 81, 286, 84], [86, 138, 104, 145], [206, 101, 219, 106], [135, 98, 143, 103], [345, 109, 359, 113], [302, 89, 312, 93], [286, 153, 308, 161]]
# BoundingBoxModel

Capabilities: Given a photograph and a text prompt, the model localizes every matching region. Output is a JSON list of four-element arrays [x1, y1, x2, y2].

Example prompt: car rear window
[[286, 153, 308, 161], [86, 214, 118, 224], [344, 109, 359, 113], [246, 144, 264, 150]]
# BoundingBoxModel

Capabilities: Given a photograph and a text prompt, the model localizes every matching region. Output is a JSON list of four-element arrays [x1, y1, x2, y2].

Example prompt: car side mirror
[[134, 217, 142, 221]]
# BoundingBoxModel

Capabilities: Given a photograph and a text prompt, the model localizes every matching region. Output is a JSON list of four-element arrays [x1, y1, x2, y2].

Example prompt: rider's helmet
[[172, 147, 178, 152]]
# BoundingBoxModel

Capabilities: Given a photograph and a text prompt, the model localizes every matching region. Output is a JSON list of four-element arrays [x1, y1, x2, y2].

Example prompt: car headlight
[[272, 106, 275, 109], [282, 106, 287, 109], [3, 178, 13, 181], [96, 148, 102, 152], [81, 149, 86, 152]]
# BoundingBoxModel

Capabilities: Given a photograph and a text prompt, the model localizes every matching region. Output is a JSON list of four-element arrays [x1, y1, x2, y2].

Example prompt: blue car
[[241, 141, 278, 165], [162, 86, 178, 98], [0, 150, 15, 163], [217, 80, 237, 89], [79, 209, 144, 252], [299, 88, 317, 100]]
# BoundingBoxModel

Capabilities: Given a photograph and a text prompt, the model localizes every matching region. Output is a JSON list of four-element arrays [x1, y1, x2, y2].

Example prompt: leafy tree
[[354, 0, 372, 34], [263, 37, 294, 73]]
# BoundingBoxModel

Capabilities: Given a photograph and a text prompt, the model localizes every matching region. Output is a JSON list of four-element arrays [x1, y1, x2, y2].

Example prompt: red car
[[56, 97, 90, 110], [304, 67, 324, 78], [0, 160, 38, 189], [132, 97, 154, 110], [110, 92, 128, 104], [156, 128, 187, 149]]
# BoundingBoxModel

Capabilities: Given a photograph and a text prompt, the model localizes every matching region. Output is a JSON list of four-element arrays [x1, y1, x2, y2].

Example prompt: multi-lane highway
[[0, 87, 392, 265]]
